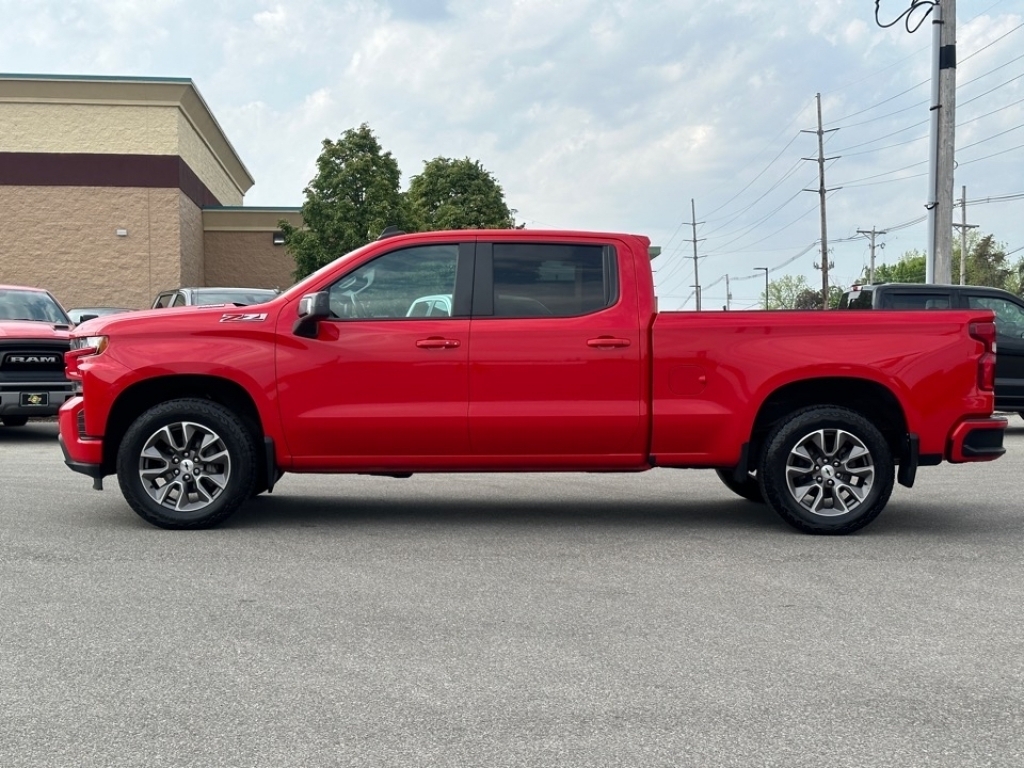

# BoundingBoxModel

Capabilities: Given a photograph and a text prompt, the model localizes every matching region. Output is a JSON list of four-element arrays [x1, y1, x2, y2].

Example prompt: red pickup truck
[[59, 229, 1006, 534]]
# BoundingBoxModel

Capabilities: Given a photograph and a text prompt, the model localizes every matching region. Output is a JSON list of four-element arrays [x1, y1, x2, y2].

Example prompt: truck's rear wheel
[[759, 406, 894, 535], [715, 469, 764, 503], [116, 398, 256, 529]]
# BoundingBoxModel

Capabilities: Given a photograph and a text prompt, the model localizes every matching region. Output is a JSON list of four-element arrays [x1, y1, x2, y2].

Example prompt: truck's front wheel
[[759, 406, 894, 535], [116, 398, 256, 529]]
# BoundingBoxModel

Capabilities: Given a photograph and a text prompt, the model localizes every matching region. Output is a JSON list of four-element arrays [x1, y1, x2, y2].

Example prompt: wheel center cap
[[181, 459, 195, 474], [822, 465, 836, 479]]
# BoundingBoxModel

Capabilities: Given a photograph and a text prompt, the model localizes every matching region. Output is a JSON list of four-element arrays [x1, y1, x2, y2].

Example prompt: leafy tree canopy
[[763, 275, 842, 309], [407, 157, 518, 231], [859, 235, 1024, 296], [282, 129, 519, 280], [281, 124, 407, 279]]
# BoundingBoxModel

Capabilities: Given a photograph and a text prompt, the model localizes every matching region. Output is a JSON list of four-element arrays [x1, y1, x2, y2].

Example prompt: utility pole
[[857, 227, 887, 284], [725, 274, 732, 311], [927, 0, 957, 283], [952, 185, 977, 284], [756, 267, 769, 309], [803, 93, 840, 309], [686, 199, 705, 310]]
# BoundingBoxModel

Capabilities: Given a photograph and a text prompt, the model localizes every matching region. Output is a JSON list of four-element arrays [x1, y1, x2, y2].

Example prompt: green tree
[[865, 250, 926, 284], [763, 274, 844, 309], [765, 274, 809, 309], [281, 124, 406, 279], [952, 233, 1015, 289], [407, 157, 518, 231]]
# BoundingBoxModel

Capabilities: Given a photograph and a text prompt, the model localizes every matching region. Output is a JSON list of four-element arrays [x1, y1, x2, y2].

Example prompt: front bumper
[[58, 396, 105, 480], [0, 383, 76, 417], [948, 416, 1008, 463]]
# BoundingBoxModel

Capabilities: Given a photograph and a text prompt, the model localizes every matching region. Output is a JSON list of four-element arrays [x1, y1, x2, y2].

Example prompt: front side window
[[327, 245, 458, 320], [490, 243, 614, 318], [967, 296, 1024, 338]]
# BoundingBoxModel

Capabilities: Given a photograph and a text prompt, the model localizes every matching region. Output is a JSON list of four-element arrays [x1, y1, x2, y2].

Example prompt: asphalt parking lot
[[2, 419, 1023, 768]]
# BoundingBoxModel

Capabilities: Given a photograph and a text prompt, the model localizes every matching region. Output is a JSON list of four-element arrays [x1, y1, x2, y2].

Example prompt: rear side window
[[881, 292, 951, 310], [841, 290, 874, 309], [490, 243, 615, 318]]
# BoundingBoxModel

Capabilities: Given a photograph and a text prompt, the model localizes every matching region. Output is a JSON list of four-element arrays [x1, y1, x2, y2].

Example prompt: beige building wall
[[0, 103, 179, 155], [0, 79, 251, 206], [203, 232, 296, 290], [178, 195, 206, 289], [202, 208, 304, 290], [0, 186, 187, 310], [0, 77, 292, 306]]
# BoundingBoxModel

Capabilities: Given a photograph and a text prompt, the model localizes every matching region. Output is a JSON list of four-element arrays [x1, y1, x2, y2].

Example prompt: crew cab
[[59, 230, 1006, 534], [839, 282, 1024, 416], [0, 285, 76, 426]]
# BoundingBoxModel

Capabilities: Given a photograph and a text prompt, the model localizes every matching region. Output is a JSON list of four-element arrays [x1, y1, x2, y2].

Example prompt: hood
[[73, 303, 278, 335], [0, 320, 72, 340]]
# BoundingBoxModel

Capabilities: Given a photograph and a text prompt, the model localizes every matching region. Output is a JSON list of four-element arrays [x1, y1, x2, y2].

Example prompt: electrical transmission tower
[[857, 227, 887, 284], [952, 185, 977, 284], [685, 199, 705, 310], [803, 93, 840, 309]]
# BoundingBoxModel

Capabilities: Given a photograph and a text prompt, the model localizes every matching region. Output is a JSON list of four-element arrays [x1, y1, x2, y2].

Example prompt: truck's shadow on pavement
[[231, 494, 784, 533]]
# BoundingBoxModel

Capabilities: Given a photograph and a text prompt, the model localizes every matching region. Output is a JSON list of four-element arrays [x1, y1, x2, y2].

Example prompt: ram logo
[[6, 355, 61, 364]]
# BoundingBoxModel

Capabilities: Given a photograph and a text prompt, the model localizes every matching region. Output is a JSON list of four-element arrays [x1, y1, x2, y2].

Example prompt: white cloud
[[0, 0, 1021, 306]]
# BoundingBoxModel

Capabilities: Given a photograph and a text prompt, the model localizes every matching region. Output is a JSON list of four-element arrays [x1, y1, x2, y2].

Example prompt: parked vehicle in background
[[839, 283, 1024, 417], [68, 307, 134, 325], [60, 229, 1006, 535], [151, 287, 280, 309], [0, 285, 75, 426]]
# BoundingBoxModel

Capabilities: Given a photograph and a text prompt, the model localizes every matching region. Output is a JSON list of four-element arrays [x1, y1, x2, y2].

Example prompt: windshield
[[0, 288, 71, 324]]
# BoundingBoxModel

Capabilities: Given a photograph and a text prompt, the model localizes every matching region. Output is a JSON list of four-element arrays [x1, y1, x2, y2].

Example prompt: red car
[[0, 285, 75, 426]]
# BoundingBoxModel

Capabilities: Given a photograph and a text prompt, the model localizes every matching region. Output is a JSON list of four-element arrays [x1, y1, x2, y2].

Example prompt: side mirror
[[80, 314, 98, 323], [294, 292, 331, 338]]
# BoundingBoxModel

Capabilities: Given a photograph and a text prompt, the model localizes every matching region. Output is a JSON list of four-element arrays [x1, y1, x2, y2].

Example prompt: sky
[[1, 0, 1022, 308]]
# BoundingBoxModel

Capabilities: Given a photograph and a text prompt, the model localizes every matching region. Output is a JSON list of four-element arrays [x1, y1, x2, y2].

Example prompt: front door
[[276, 243, 473, 468], [963, 293, 1024, 411]]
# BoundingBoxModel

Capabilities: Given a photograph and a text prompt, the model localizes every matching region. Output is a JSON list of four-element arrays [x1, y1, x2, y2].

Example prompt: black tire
[[1, 416, 29, 427], [116, 398, 256, 529], [758, 406, 894, 535], [715, 468, 764, 504]]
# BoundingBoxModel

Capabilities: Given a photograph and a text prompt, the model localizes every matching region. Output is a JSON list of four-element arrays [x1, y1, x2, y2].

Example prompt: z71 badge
[[219, 313, 268, 323]]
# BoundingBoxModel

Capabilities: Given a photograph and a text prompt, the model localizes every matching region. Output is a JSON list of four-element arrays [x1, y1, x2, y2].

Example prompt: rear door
[[466, 239, 645, 464], [961, 292, 1024, 411]]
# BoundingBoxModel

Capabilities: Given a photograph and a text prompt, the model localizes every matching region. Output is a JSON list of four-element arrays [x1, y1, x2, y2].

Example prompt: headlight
[[69, 335, 109, 355]]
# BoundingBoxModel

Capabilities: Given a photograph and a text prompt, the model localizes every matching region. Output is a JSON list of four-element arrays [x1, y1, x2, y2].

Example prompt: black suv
[[839, 283, 1024, 416]]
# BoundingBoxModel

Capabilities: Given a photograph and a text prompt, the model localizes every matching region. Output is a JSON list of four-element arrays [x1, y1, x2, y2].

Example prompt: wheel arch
[[102, 375, 265, 476], [745, 377, 908, 471]]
